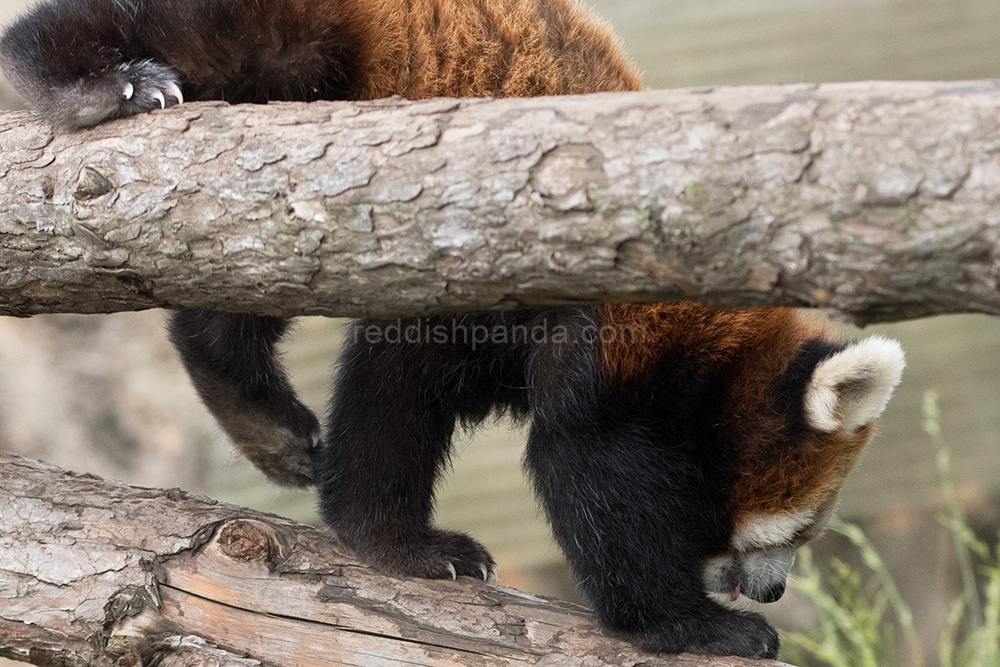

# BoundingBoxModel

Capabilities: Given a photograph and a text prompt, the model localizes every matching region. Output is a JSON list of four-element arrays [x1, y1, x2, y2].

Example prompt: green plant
[[780, 518, 920, 667], [924, 390, 1000, 667], [779, 390, 1000, 667]]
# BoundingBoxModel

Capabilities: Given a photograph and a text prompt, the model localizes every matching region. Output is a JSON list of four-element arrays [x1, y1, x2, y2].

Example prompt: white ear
[[804, 336, 905, 433]]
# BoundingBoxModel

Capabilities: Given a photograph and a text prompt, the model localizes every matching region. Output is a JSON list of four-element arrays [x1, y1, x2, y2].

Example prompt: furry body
[[1, 0, 904, 658], [0, 0, 638, 128]]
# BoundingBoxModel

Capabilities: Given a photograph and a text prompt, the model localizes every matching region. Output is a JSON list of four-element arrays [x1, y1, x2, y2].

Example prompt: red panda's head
[[703, 336, 905, 604]]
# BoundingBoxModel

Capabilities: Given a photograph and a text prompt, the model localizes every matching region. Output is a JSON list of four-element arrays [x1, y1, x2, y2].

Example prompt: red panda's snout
[[707, 335, 905, 604], [705, 499, 837, 604], [703, 545, 796, 604]]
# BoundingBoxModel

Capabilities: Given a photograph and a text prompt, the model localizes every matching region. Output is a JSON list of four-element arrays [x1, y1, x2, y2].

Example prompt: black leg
[[316, 319, 497, 580], [168, 309, 320, 487], [524, 328, 780, 659]]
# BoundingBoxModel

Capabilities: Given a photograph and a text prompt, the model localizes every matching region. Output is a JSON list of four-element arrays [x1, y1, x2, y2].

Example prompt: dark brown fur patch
[[158, 0, 363, 103]]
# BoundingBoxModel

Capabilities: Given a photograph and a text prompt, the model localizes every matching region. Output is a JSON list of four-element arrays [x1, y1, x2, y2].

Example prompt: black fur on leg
[[317, 313, 535, 580], [522, 308, 780, 659], [168, 309, 320, 487]]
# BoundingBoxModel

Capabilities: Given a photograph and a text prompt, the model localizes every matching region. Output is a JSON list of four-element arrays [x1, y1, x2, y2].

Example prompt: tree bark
[[1, 81, 999, 325], [0, 450, 790, 667]]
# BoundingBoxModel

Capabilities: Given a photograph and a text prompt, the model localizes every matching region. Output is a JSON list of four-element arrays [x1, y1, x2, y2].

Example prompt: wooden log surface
[[0, 81, 999, 324], [0, 451, 792, 667]]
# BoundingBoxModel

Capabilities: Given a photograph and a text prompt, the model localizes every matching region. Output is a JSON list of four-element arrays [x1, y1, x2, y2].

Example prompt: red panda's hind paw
[[238, 418, 321, 488], [372, 528, 496, 582], [112, 59, 183, 117], [416, 528, 496, 582], [226, 398, 322, 488], [49, 59, 182, 130]]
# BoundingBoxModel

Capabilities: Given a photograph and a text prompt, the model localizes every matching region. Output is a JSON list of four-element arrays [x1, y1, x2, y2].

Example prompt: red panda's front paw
[[48, 59, 183, 130], [627, 608, 779, 659], [683, 610, 780, 659]]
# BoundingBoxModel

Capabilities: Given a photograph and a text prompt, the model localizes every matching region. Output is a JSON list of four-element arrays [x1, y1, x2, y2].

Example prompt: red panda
[[0, 0, 904, 659]]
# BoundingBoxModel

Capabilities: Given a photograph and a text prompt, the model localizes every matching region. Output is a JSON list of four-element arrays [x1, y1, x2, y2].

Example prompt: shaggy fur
[[0, 0, 639, 129], [1, 0, 903, 659]]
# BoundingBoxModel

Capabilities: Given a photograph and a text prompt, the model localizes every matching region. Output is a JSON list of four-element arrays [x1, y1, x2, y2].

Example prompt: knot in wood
[[216, 519, 277, 563], [73, 166, 114, 200], [530, 143, 607, 211]]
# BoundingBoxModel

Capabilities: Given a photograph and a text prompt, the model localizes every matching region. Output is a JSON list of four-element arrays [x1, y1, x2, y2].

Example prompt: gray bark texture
[[0, 451, 790, 667], [1, 80, 999, 325]]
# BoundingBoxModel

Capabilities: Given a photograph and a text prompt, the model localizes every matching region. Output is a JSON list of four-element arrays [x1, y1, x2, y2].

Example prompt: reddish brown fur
[[724, 319, 870, 519], [730, 427, 871, 519], [73, 0, 642, 109], [601, 303, 866, 522], [599, 303, 821, 386], [346, 0, 643, 99]]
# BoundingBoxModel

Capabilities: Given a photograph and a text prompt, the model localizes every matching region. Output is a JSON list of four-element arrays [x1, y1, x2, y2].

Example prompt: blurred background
[[1, 0, 999, 664]]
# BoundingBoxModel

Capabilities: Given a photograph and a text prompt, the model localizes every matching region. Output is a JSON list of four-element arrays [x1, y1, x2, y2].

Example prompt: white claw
[[165, 81, 184, 105], [122, 82, 134, 100], [480, 564, 489, 581], [446, 562, 457, 581], [151, 90, 166, 109]]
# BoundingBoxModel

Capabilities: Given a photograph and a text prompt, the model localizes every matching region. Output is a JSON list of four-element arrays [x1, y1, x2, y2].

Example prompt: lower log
[[0, 451, 789, 666]]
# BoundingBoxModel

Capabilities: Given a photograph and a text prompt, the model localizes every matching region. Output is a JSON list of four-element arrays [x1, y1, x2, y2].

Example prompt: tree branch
[[0, 451, 789, 667], [1, 81, 999, 325]]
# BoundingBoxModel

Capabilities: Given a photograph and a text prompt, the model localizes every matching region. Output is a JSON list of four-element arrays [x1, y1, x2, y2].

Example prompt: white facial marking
[[703, 547, 797, 603], [732, 508, 816, 551], [805, 336, 905, 433], [742, 545, 795, 600]]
